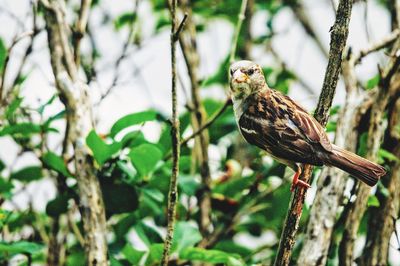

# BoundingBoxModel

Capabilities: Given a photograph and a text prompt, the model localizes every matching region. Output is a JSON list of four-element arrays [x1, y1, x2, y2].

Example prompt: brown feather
[[326, 145, 386, 186]]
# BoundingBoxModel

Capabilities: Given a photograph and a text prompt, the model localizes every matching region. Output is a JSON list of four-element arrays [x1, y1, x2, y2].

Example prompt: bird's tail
[[326, 144, 386, 186]]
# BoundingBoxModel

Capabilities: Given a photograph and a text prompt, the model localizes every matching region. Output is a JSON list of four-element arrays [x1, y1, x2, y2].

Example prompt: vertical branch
[[161, 0, 185, 264], [229, 0, 248, 63], [274, 0, 353, 265], [40, 0, 108, 265], [339, 39, 400, 265], [297, 42, 380, 264], [176, 0, 211, 237], [360, 96, 400, 266], [73, 0, 92, 66]]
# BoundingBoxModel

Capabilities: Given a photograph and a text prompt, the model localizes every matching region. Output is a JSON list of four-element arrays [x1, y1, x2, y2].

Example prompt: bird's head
[[229, 60, 266, 100]]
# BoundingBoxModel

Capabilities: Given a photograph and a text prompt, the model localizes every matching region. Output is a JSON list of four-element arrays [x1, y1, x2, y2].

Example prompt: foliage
[[0, 0, 396, 265]]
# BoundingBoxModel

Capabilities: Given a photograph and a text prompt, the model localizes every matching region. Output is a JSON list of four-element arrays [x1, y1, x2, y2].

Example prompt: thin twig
[[286, 1, 329, 58], [229, 0, 248, 63], [163, 98, 231, 161], [161, 0, 184, 263], [274, 0, 353, 265], [354, 29, 400, 64], [0, 31, 34, 102], [181, 98, 231, 146], [98, 0, 141, 102], [73, 0, 92, 66]]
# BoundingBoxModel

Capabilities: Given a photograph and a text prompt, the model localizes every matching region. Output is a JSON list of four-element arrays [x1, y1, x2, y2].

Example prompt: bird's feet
[[290, 168, 311, 192]]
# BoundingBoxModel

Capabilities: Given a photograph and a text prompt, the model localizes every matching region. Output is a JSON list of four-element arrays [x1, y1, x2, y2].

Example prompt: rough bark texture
[[178, 0, 213, 237], [360, 97, 400, 265], [41, 1, 108, 265], [339, 38, 400, 265], [161, 0, 184, 264], [274, 0, 353, 265], [297, 56, 371, 265]]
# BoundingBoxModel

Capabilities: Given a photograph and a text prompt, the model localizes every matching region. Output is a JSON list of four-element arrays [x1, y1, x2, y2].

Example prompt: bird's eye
[[230, 69, 234, 76], [247, 69, 255, 75]]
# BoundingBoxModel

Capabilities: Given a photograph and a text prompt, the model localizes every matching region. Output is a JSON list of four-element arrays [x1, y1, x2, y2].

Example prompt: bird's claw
[[290, 179, 311, 192]]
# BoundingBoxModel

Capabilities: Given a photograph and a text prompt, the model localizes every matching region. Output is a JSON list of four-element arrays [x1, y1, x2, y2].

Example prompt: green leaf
[[129, 143, 162, 177], [122, 244, 146, 265], [5, 97, 23, 121], [10, 166, 43, 183], [213, 175, 255, 199], [0, 241, 43, 255], [116, 161, 137, 182], [134, 222, 163, 248], [0, 122, 41, 137], [0, 178, 13, 197], [66, 251, 85, 266], [378, 149, 399, 163], [326, 121, 337, 132], [101, 179, 138, 216], [171, 222, 202, 253], [37, 95, 57, 115], [110, 110, 158, 138], [366, 74, 380, 90], [114, 12, 137, 30], [114, 213, 137, 238], [0, 38, 7, 73], [367, 195, 380, 207], [144, 243, 164, 266], [44, 110, 65, 125], [357, 133, 368, 157], [86, 130, 121, 166], [142, 187, 164, 203], [213, 240, 252, 258], [139, 187, 164, 216], [110, 257, 123, 266], [179, 174, 200, 196], [46, 194, 69, 217], [179, 247, 244, 266], [42, 152, 71, 177], [155, 13, 170, 32]]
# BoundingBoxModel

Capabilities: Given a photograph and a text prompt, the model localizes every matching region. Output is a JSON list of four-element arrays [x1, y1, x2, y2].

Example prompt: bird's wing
[[271, 90, 332, 152], [238, 90, 331, 166]]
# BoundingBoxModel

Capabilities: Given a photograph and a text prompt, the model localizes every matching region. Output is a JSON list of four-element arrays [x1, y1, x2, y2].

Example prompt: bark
[[40, 1, 108, 265], [161, 0, 184, 263], [359, 95, 400, 266], [178, 0, 213, 237], [274, 0, 353, 265], [338, 35, 400, 265], [298, 56, 372, 265]]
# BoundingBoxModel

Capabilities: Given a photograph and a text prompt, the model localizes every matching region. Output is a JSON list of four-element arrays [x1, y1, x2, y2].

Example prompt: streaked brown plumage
[[229, 60, 386, 189]]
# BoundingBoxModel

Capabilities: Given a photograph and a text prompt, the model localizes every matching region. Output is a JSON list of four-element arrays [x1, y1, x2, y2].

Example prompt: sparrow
[[229, 60, 386, 190]]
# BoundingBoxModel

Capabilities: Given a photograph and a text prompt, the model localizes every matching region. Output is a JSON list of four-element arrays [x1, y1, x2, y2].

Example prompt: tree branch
[[73, 0, 92, 66], [339, 37, 400, 265], [360, 96, 400, 266], [229, 0, 248, 63], [40, 1, 108, 265], [353, 28, 400, 64], [274, 0, 353, 265], [285, 1, 329, 59], [175, 0, 214, 237], [161, 0, 184, 263], [298, 25, 399, 264]]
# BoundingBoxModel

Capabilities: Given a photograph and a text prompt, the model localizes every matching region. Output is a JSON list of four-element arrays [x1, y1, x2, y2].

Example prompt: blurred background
[[0, 0, 399, 265]]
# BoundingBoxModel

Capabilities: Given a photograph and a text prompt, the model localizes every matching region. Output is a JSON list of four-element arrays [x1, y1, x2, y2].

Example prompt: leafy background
[[0, 0, 399, 265]]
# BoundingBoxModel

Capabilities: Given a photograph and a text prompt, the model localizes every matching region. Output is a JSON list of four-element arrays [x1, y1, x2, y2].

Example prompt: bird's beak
[[232, 70, 248, 84]]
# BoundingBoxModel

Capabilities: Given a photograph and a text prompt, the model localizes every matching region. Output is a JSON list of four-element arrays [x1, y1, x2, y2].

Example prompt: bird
[[229, 60, 386, 191]]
